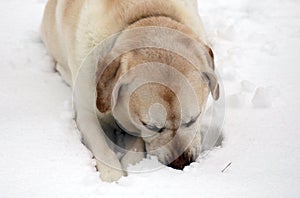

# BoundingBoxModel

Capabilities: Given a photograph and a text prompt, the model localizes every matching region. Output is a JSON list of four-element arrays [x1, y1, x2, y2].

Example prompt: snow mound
[[226, 93, 246, 108], [252, 87, 271, 108], [251, 86, 280, 108], [241, 80, 256, 92]]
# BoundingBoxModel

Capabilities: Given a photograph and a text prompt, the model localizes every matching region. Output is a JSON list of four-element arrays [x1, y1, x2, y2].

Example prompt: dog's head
[[96, 17, 219, 169]]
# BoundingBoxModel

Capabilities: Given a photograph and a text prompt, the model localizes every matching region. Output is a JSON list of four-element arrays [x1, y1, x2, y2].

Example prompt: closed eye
[[182, 119, 196, 128], [141, 121, 165, 133], [182, 113, 201, 128]]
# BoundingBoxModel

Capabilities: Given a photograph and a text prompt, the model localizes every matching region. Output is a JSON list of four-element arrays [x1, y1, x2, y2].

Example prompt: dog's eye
[[146, 125, 165, 133], [182, 119, 196, 128], [141, 121, 165, 133], [182, 113, 201, 128]]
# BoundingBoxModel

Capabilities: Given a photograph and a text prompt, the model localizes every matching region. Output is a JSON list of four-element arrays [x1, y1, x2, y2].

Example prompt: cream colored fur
[[41, 0, 218, 182], [41, 0, 206, 85]]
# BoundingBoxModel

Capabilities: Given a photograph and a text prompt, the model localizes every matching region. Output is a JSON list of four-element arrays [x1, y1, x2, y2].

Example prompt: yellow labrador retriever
[[41, 0, 219, 182]]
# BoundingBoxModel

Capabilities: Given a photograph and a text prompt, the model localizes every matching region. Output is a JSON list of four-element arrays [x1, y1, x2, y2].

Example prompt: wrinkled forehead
[[129, 83, 179, 116], [128, 82, 202, 127]]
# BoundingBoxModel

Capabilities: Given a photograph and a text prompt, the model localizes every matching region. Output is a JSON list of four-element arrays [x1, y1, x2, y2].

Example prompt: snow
[[0, 0, 300, 197], [241, 80, 256, 93], [226, 93, 246, 108], [252, 87, 274, 108]]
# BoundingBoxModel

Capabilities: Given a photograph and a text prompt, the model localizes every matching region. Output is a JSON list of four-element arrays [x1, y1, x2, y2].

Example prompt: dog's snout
[[167, 152, 193, 170]]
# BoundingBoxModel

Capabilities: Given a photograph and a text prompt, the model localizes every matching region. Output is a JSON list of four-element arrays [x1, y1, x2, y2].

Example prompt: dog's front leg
[[120, 135, 145, 170], [76, 111, 124, 182]]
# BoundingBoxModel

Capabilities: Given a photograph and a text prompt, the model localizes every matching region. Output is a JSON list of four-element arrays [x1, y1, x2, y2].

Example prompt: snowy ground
[[1, 0, 300, 197]]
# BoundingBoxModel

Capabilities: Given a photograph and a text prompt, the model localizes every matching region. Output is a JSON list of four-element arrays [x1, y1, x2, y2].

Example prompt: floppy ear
[[203, 71, 220, 100], [96, 57, 122, 114], [204, 47, 220, 100], [207, 48, 215, 70]]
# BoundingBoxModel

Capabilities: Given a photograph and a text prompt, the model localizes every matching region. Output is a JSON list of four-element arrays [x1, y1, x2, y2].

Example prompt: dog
[[41, 0, 219, 182]]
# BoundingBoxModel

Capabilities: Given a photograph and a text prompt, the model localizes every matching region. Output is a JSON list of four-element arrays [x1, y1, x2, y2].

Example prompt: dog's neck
[[106, 0, 185, 27], [127, 16, 201, 43]]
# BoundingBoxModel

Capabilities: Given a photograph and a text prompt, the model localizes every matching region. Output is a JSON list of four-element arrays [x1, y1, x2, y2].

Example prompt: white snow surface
[[1, 0, 300, 197]]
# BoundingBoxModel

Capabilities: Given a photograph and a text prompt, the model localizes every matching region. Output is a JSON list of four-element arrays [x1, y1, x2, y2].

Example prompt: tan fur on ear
[[203, 72, 220, 100], [207, 47, 215, 70], [203, 46, 219, 100], [96, 57, 121, 114]]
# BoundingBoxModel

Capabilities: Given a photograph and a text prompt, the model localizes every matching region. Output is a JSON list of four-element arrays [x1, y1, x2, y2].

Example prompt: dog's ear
[[96, 57, 122, 114], [204, 47, 220, 100], [203, 71, 220, 100], [207, 48, 215, 70]]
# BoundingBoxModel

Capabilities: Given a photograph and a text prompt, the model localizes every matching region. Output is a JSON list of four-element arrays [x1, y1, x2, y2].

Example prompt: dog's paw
[[121, 151, 145, 169], [96, 159, 125, 182], [120, 136, 145, 169]]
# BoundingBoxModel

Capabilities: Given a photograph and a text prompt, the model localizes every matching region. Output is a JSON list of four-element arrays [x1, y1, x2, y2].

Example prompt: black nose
[[167, 152, 193, 170]]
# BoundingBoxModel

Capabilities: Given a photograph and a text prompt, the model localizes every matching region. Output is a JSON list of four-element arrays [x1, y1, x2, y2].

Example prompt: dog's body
[[41, 0, 206, 85], [41, 0, 219, 182]]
